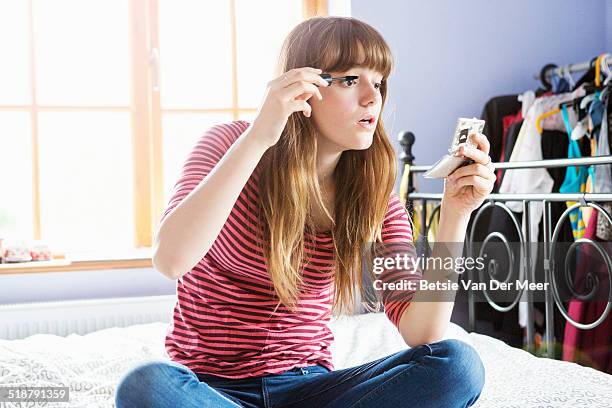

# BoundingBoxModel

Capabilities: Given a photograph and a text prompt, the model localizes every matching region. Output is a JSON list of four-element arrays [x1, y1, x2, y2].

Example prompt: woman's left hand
[[442, 132, 496, 218]]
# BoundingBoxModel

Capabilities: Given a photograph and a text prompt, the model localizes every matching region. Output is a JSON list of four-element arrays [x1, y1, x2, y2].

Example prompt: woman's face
[[309, 66, 384, 152]]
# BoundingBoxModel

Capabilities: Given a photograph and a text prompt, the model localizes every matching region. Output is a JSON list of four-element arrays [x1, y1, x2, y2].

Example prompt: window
[[0, 0, 327, 254]]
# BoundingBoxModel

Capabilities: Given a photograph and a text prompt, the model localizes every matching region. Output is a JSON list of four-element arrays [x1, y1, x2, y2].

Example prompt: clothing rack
[[532, 55, 612, 80], [398, 131, 612, 360]]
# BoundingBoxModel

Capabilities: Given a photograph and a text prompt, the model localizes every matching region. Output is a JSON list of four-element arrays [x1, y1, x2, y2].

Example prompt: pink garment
[[562, 209, 612, 373], [495, 110, 523, 189]]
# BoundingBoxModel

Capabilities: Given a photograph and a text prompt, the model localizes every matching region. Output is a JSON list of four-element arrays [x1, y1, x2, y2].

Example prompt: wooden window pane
[[0, 112, 33, 240], [37, 112, 134, 251], [32, 0, 130, 106], [0, 0, 31, 104], [235, 0, 302, 108], [162, 113, 233, 205], [158, 0, 232, 109]]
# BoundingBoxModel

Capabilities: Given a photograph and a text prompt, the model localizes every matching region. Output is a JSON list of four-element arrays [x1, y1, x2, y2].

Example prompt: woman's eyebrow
[[349, 67, 384, 78]]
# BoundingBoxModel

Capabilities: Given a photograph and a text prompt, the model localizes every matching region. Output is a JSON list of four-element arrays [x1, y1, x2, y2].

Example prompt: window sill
[[0, 248, 153, 275]]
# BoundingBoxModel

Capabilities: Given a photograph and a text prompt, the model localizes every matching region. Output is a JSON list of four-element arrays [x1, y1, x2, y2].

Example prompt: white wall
[[0, 268, 175, 304]]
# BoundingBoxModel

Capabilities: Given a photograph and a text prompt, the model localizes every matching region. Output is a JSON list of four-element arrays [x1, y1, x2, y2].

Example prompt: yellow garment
[[580, 137, 598, 227], [399, 163, 411, 207], [399, 163, 440, 242], [574, 56, 605, 233], [411, 201, 441, 243]]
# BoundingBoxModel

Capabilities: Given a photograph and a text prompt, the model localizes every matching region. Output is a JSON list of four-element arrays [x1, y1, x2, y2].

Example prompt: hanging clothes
[[495, 118, 524, 191], [594, 94, 612, 193], [594, 91, 612, 241], [496, 87, 587, 333], [559, 104, 593, 240], [497, 110, 523, 189], [471, 95, 524, 246], [464, 96, 525, 345], [470, 57, 612, 361], [499, 89, 587, 333], [481, 95, 524, 169], [499, 86, 587, 249], [562, 209, 612, 374]]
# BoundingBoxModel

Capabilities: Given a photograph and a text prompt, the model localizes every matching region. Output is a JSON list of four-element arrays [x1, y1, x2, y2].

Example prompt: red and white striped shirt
[[162, 120, 417, 378]]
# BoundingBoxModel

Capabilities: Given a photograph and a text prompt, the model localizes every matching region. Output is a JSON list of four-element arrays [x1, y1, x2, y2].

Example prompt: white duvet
[[0, 312, 610, 407]]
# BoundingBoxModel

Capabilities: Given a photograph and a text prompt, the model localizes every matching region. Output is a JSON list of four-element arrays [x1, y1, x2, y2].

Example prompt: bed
[[1, 311, 610, 408]]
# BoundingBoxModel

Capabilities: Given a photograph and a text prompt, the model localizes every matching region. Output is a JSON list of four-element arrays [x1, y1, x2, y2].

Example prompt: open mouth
[[357, 115, 375, 127], [358, 118, 374, 124]]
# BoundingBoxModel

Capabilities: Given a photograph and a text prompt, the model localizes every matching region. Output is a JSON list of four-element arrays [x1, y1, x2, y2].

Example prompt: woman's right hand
[[249, 67, 330, 149]]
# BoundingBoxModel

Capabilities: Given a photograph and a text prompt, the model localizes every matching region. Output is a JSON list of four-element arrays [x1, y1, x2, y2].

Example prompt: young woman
[[116, 16, 495, 408]]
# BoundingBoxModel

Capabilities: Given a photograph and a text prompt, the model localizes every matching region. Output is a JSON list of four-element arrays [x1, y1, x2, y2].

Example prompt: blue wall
[[607, 0, 612, 50], [351, 0, 608, 192]]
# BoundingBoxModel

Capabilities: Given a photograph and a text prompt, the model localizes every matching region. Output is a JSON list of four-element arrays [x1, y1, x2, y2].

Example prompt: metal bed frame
[[398, 131, 612, 359]]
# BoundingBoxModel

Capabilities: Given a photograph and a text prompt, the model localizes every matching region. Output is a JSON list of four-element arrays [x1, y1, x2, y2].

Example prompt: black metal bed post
[[542, 200, 556, 358], [523, 201, 535, 353]]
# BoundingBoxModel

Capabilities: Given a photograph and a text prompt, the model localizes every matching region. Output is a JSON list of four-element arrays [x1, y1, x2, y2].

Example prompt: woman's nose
[[360, 82, 380, 105]]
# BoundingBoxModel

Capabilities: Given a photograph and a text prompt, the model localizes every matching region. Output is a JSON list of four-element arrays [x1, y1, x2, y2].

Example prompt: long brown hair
[[256, 16, 397, 316]]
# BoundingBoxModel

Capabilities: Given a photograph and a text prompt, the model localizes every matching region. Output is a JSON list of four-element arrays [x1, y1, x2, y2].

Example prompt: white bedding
[[0, 312, 610, 407]]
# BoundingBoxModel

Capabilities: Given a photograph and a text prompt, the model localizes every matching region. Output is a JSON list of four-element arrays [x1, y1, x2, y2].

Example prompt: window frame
[[0, 0, 327, 271]]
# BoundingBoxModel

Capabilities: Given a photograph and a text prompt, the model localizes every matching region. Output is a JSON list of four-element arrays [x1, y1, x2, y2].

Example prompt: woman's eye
[[341, 78, 383, 90]]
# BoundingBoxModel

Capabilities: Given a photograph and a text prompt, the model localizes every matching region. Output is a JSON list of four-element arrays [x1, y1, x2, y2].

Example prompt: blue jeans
[[115, 338, 485, 407]]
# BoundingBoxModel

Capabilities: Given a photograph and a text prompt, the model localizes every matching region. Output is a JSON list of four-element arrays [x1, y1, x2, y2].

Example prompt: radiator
[[0, 295, 176, 340]]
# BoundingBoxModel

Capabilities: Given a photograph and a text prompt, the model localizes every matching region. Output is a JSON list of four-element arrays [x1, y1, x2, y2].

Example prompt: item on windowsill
[[52, 251, 66, 260], [30, 242, 52, 261], [2, 241, 33, 263], [423, 117, 486, 178]]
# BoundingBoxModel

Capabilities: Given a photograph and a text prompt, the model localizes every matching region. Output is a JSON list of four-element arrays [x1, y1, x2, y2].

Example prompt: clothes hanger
[[598, 53, 612, 101], [552, 65, 573, 93], [565, 55, 612, 141], [579, 55, 611, 143], [536, 64, 574, 134], [539, 63, 557, 91], [535, 108, 561, 134], [563, 56, 607, 120], [535, 66, 564, 133], [572, 57, 598, 91], [579, 93, 598, 110], [518, 90, 536, 118], [535, 55, 608, 134], [539, 55, 608, 134], [562, 65, 576, 90]]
